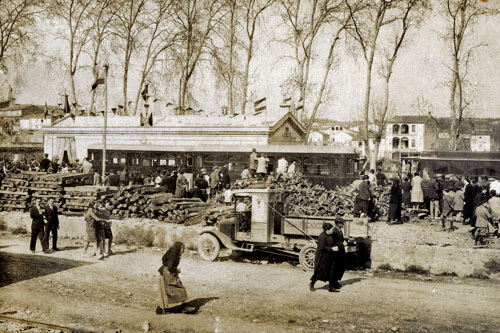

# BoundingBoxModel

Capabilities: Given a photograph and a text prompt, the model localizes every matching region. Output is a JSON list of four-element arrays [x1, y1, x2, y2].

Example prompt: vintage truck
[[197, 188, 370, 271]]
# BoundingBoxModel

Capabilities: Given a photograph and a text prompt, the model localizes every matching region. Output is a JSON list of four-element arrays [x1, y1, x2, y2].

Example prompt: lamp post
[[102, 64, 109, 182]]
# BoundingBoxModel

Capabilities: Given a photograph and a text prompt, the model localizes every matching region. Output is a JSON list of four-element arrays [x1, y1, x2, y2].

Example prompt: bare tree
[[132, 0, 176, 115], [346, 0, 394, 168], [0, 0, 43, 73], [169, 0, 226, 111], [369, 0, 430, 162], [111, 0, 148, 115], [279, 0, 339, 122], [53, 0, 95, 106], [241, 0, 273, 115], [87, 0, 116, 113], [444, 0, 498, 150]]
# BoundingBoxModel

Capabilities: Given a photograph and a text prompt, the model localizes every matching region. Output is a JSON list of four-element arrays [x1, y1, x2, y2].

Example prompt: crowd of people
[[385, 171, 499, 246]]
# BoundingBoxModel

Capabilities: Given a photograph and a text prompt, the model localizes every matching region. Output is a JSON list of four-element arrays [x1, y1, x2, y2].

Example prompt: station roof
[[51, 111, 289, 128], [88, 143, 356, 155]]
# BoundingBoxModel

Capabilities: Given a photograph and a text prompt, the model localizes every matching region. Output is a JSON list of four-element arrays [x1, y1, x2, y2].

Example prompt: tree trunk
[[449, 55, 459, 151], [241, 39, 252, 115], [228, 1, 235, 116]]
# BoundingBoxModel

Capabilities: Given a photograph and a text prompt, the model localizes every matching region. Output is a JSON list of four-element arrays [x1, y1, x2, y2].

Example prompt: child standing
[[441, 186, 455, 231], [475, 197, 492, 246], [488, 190, 500, 238], [224, 187, 233, 206]]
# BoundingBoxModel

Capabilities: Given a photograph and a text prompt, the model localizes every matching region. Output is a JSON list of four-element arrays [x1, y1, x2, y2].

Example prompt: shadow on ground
[[0, 252, 92, 288]]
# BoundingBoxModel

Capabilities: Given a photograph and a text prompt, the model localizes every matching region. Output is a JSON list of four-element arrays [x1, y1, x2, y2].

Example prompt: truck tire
[[299, 243, 317, 272], [198, 233, 220, 261]]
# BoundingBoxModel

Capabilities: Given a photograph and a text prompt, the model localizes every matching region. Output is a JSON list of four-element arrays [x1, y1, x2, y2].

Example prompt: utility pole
[[102, 64, 109, 182]]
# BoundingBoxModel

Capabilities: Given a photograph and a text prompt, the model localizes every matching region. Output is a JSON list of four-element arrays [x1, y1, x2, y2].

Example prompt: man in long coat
[[330, 217, 347, 291], [30, 198, 49, 253], [44, 197, 60, 251], [309, 223, 335, 292]]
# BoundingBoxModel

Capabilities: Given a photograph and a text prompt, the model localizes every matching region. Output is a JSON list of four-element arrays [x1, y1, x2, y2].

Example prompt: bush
[[483, 259, 500, 274], [0, 217, 6, 231], [376, 263, 393, 271]]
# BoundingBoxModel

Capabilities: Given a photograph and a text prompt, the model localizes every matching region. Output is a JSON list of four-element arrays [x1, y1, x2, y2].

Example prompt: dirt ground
[[0, 232, 499, 333]]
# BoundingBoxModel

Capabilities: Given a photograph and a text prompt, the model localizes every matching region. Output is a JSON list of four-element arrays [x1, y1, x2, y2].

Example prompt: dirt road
[[0, 234, 499, 333]]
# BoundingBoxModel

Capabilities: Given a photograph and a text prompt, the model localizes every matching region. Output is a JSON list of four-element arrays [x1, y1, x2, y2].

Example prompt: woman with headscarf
[[157, 241, 191, 314], [388, 178, 403, 224], [309, 223, 335, 292]]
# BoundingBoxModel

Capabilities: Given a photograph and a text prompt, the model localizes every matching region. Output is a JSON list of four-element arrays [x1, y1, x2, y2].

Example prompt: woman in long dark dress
[[401, 177, 411, 207], [157, 242, 193, 314], [388, 178, 403, 224], [309, 223, 335, 292]]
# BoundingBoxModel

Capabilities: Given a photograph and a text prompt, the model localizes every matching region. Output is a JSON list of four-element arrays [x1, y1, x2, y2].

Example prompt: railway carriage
[[88, 144, 359, 188]]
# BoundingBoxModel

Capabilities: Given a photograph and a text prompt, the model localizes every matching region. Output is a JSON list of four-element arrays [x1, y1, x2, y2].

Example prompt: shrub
[[405, 265, 430, 275], [0, 217, 6, 231], [467, 269, 490, 280], [376, 263, 393, 271]]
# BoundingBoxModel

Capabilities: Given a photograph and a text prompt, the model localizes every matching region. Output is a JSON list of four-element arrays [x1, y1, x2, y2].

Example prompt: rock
[[252, 319, 260, 323], [260, 260, 268, 265], [391, 327, 399, 332], [142, 320, 150, 332], [288, 319, 297, 324], [322, 320, 329, 323]]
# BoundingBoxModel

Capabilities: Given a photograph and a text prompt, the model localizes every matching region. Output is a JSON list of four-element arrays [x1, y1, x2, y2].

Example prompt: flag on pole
[[90, 107, 96, 116], [296, 97, 304, 112], [254, 97, 266, 114], [91, 77, 104, 90], [147, 112, 153, 126], [118, 105, 124, 115], [44, 102, 49, 119], [280, 96, 292, 109], [111, 107, 117, 115], [141, 84, 149, 101]]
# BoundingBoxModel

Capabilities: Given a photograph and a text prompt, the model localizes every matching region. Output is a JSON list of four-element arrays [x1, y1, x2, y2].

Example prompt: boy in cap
[[474, 196, 493, 247], [441, 184, 455, 231]]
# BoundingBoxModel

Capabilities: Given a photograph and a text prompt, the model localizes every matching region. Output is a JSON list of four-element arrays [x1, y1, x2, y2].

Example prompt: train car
[[402, 151, 500, 178], [87, 144, 359, 188]]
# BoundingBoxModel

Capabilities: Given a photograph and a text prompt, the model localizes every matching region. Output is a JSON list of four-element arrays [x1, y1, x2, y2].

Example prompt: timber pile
[[0, 173, 31, 211], [103, 186, 211, 223], [63, 186, 118, 215], [276, 174, 390, 217], [202, 205, 234, 226], [30, 173, 94, 214]]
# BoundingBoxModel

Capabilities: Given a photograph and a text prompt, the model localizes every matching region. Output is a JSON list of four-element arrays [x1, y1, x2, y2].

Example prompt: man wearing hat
[[330, 217, 347, 291]]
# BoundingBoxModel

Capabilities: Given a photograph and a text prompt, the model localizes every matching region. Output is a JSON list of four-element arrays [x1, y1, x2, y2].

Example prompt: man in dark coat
[[330, 217, 347, 291], [309, 223, 335, 292], [44, 197, 60, 251], [30, 197, 49, 253], [39, 154, 51, 172], [464, 177, 479, 225], [358, 176, 372, 217], [388, 178, 403, 224]]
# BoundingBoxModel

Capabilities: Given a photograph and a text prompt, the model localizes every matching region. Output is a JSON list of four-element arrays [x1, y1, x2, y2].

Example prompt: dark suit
[[30, 205, 48, 252], [330, 226, 346, 284], [44, 204, 59, 250]]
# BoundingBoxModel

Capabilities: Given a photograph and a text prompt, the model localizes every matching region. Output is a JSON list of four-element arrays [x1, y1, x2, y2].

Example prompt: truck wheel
[[299, 243, 317, 272], [198, 234, 220, 261]]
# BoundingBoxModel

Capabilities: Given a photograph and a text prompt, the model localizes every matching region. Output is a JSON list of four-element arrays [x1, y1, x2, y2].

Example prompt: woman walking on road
[[309, 223, 335, 292], [157, 242, 195, 314]]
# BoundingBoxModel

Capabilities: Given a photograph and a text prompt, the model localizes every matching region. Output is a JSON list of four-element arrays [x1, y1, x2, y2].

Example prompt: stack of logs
[[202, 205, 234, 226], [0, 173, 31, 211], [276, 174, 390, 217], [63, 186, 118, 215], [103, 186, 211, 223]]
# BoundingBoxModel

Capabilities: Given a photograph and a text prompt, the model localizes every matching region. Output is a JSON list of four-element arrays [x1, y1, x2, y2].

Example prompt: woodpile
[[63, 186, 118, 215], [202, 205, 234, 226], [102, 186, 211, 223], [276, 174, 390, 217], [0, 173, 31, 211]]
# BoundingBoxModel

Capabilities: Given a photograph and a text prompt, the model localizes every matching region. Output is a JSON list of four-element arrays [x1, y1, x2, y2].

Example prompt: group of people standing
[[83, 201, 113, 259], [29, 197, 60, 253]]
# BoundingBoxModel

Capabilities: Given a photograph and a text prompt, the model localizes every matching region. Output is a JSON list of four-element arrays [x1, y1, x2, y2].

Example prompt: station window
[[127, 153, 140, 166], [203, 154, 226, 170], [186, 154, 193, 167], [411, 124, 416, 133], [303, 157, 330, 175], [195, 156, 203, 168], [401, 137, 409, 149], [168, 155, 176, 166], [112, 153, 126, 165], [347, 158, 354, 174], [411, 139, 416, 148], [331, 158, 339, 175], [229, 155, 248, 172], [401, 124, 409, 134]]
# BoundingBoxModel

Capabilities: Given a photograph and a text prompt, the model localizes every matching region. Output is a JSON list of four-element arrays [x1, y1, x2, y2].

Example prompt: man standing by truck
[[330, 217, 347, 292]]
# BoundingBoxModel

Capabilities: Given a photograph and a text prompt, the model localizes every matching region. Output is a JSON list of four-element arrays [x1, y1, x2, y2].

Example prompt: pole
[[102, 64, 108, 182]]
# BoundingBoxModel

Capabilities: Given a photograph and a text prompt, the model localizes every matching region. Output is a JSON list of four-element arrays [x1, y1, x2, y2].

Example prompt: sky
[[0, 1, 499, 121]]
